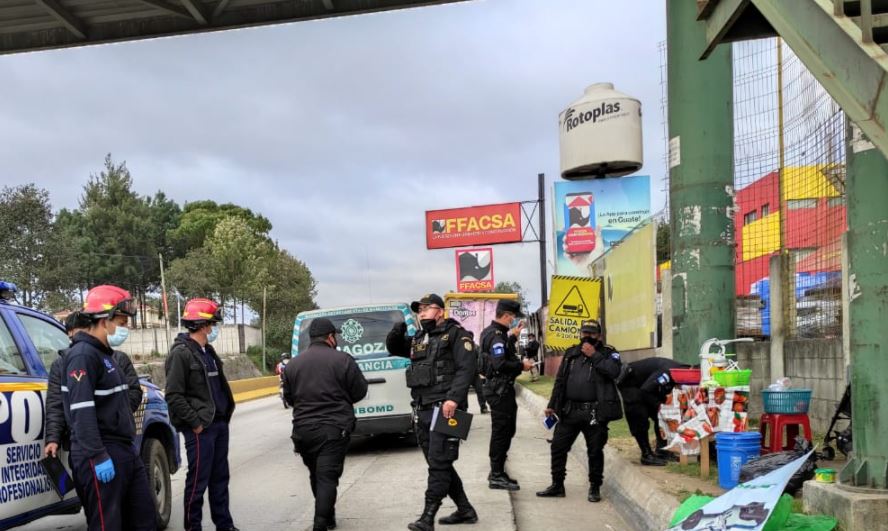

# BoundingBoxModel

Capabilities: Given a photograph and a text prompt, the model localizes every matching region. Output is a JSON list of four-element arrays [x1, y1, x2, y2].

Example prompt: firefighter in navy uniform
[[536, 321, 623, 503], [619, 356, 689, 465], [386, 293, 478, 531], [479, 299, 534, 491], [165, 298, 239, 531], [61, 285, 154, 531]]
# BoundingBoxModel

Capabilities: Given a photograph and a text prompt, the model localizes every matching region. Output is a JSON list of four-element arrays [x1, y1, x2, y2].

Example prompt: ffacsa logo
[[563, 101, 623, 132]]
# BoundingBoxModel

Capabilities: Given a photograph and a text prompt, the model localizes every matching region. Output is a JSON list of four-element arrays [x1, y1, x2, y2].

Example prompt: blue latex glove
[[94, 458, 115, 484]]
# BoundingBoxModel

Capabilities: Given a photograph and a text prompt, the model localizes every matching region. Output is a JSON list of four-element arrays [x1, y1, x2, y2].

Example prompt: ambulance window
[[17, 314, 69, 371], [0, 318, 25, 374]]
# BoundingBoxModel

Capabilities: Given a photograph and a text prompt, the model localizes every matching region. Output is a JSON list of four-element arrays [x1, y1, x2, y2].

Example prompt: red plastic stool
[[758, 413, 813, 453]]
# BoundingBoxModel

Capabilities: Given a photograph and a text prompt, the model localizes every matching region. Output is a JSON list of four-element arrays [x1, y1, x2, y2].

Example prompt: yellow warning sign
[[545, 276, 601, 351]]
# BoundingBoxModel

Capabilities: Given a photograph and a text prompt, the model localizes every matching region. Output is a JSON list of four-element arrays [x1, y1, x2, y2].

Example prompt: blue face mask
[[207, 325, 220, 343], [107, 325, 129, 347]]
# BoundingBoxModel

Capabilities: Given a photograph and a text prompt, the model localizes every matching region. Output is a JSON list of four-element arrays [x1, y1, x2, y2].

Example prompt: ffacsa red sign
[[426, 203, 522, 249], [455, 248, 494, 292]]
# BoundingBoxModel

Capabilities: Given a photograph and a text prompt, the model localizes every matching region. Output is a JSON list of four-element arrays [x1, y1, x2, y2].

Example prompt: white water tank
[[558, 83, 643, 179]]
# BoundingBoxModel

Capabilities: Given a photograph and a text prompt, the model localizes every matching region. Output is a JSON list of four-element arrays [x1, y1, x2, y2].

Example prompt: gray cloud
[[0, 0, 667, 309]]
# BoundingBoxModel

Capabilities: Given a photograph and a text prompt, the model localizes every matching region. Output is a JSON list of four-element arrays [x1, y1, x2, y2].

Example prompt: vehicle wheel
[[141, 438, 172, 530], [821, 445, 835, 461]]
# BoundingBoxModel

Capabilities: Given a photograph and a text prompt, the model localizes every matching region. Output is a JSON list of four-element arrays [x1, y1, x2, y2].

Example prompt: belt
[[567, 401, 597, 410], [415, 400, 444, 411]]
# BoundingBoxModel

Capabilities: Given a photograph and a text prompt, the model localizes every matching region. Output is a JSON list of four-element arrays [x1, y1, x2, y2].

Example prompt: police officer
[[480, 299, 534, 491], [387, 293, 477, 530], [283, 318, 368, 531], [536, 322, 623, 503], [619, 357, 688, 465], [61, 285, 154, 530], [165, 298, 238, 531]]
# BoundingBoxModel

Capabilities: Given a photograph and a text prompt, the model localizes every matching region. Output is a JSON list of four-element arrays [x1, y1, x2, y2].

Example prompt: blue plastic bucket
[[715, 432, 762, 489]]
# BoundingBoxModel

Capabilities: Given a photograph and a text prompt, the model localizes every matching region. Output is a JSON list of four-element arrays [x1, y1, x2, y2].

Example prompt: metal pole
[[776, 37, 796, 338], [159, 253, 171, 355], [667, 0, 736, 364], [538, 173, 548, 306], [262, 286, 267, 374]]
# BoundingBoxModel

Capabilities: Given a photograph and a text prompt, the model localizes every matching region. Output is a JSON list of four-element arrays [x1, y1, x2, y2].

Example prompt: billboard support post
[[538, 173, 548, 306]]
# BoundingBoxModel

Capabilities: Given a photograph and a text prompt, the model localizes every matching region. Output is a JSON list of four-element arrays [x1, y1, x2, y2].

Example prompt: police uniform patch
[[464, 340, 473, 351], [611, 351, 621, 360], [491, 343, 506, 358], [103, 358, 116, 373]]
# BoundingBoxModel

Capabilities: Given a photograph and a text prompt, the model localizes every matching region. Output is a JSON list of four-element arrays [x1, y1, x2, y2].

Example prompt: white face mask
[[107, 323, 129, 347]]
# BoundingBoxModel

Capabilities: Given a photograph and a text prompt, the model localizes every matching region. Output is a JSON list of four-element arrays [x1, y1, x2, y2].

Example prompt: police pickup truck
[[0, 281, 180, 529]]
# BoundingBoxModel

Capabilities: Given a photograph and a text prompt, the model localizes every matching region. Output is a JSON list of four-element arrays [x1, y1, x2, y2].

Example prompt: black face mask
[[420, 319, 437, 332]]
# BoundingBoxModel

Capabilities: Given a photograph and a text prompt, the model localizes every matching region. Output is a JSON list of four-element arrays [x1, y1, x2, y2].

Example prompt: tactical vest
[[405, 327, 459, 401]]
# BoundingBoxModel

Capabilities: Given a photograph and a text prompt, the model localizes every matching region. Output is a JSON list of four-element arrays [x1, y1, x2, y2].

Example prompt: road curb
[[514, 384, 679, 531], [233, 386, 279, 403]]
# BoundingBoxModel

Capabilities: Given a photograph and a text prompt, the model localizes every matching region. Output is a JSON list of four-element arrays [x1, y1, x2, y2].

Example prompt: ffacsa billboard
[[426, 202, 522, 249], [455, 248, 494, 292]]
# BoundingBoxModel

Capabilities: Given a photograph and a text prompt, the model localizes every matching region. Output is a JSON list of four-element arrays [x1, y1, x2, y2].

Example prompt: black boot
[[438, 506, 478, 525], [488, 472, 520, 491], [535, 483, 565, 497], [313, 516, 330, 531], [641, 452, 668, 466], [329, 508, 337, 529], [588, 484, 601, 503], [408, 501, 441, 531], [655, 448, 678, 461]]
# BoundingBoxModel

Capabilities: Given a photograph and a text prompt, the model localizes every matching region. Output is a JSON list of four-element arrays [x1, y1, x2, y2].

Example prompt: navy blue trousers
[[183, 421, 234, 531], [71, 441, 154, 531]]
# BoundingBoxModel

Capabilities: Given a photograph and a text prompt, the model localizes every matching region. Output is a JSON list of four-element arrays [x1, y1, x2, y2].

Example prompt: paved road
[[18, 394, 630, 530]]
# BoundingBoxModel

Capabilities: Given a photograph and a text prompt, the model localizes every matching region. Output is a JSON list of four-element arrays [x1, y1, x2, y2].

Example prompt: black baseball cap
[[496, 299, 525, 318], [411, 293, 445, 312], [308, 318, 340, 338], [580, 320, 601, 334]]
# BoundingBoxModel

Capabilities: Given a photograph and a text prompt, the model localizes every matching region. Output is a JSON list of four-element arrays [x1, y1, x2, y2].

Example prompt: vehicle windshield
[[298, 309, 404, 360]]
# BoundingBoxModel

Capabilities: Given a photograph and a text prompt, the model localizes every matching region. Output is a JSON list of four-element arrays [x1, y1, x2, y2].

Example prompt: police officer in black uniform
[[284, 318, 368, 531], [536, 320, 623, 503], [619, 356, 689, 465], [386, 294, 477, 531], [62, 285, 154, 531], [480, 299, 534, 491]]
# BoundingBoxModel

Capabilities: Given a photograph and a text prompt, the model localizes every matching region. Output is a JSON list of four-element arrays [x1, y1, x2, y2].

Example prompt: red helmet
[[182, 298, 222, 324], [82, 285, 136, 319]]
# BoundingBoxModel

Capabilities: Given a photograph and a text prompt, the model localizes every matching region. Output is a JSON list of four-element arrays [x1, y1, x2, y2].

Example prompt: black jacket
[[524, 340, 540, 360], [548, 342, 624, 422], [46, 348, 142, 447], [619, 357, 687, 405], [480, 321, 523, 395], [283, 338, 368, 432], [164, 333, 235, 432], [392, 318, 475, 408], [61, 332, 135, 461]]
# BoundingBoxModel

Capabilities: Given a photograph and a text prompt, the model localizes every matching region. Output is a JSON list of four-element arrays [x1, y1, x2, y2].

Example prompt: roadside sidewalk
[[515, 384, 680, 531]]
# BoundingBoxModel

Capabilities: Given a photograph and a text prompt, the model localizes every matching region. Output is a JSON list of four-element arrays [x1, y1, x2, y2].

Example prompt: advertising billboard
[[553, 175, 651, 276], [426, 202, 522, 249], [544, 276, 601, 351], [455, 248, 494, 292], [601, 222, 657, 351]]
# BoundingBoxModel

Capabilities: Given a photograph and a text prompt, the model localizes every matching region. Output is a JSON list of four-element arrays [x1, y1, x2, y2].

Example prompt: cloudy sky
[[0, 0, 667, 310]]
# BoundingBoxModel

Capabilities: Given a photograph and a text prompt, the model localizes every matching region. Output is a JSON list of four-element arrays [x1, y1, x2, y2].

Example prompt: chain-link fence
[[733, 38, 845, 339], [660, 38, 846, 340]]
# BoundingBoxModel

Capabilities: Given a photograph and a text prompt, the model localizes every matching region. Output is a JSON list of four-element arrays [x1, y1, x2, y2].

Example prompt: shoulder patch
[[69, 369, 86, 382], [463, 340, 474, 351], [491, 343, 506, 358], [611, 351, 621, 360]]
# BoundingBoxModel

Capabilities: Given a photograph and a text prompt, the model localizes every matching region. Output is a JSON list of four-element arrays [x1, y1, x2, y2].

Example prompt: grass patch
[[516, 373, 555, 399]]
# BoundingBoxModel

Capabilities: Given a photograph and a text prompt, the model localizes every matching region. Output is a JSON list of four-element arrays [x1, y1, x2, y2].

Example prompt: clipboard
[[431, 406, 473, 440], [40, 456, 74, 499]]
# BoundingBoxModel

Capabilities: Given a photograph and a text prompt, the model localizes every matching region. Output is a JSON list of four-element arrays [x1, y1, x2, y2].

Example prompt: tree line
[[0, 154, 317, 356]]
